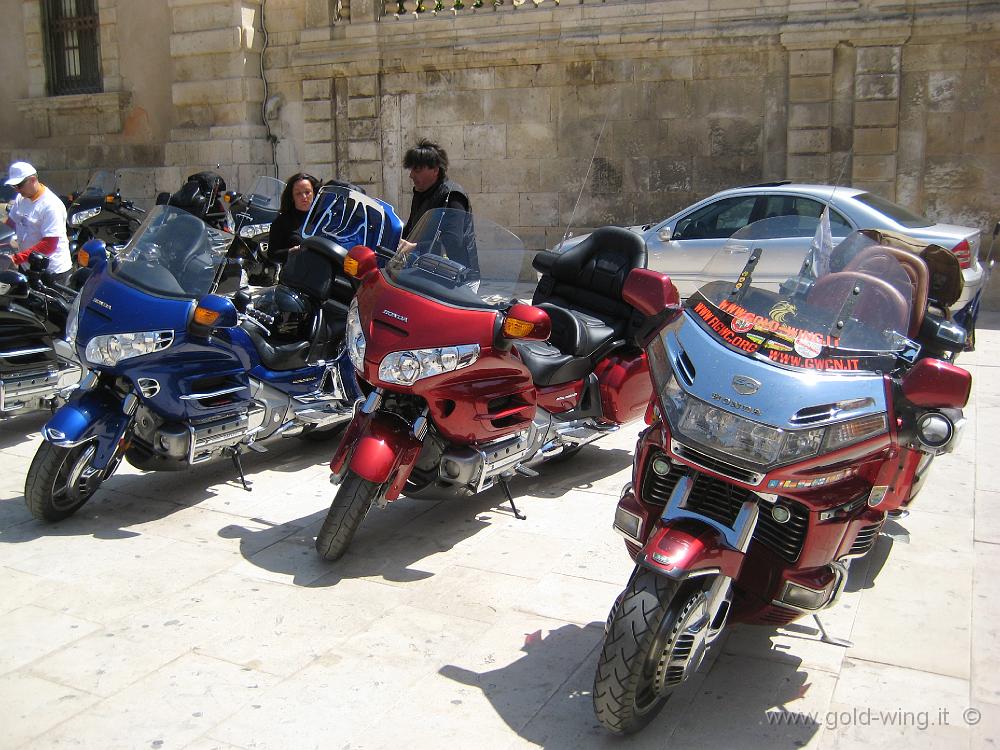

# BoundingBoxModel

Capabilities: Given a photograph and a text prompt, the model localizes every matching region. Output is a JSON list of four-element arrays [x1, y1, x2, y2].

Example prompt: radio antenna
[[560, 106, 613, 247]]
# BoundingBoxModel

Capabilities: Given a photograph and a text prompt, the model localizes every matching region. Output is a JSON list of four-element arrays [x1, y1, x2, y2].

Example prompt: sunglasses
[[14, 177, 31, 189]]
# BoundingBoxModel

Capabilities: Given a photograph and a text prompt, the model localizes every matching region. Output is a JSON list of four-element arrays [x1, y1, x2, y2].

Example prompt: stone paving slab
[[1, 312, 999, 748]]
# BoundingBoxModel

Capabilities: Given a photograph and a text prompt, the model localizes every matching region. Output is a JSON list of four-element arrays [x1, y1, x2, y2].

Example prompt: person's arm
[[10, 236, 58, 265], [266, 213, 294, 263], [9, 201, 63, 265]]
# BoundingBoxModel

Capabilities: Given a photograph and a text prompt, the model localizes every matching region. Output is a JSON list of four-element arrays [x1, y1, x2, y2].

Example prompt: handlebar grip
[[247, 306, 276, 326]]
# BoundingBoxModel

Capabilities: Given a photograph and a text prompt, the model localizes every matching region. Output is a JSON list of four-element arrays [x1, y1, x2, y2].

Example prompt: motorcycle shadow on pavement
[[217, 486, 505, 588], [438, 622, 820, 749], [842, 518, 907, 593], [0, 437, 339, 544]]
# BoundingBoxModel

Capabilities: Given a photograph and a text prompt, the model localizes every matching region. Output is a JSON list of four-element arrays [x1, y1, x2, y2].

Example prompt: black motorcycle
[[231, 176, 284, 286], [67, 170, 145, 259], [0, 253, 80, 420], [158, 171, 234, 233]]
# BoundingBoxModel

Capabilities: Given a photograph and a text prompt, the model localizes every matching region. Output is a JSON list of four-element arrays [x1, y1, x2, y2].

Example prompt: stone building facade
[[1, 0, 998, 259]]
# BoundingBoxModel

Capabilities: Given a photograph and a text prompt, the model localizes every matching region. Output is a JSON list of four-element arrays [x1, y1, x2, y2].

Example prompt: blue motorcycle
[[25, 185, 401, 521]]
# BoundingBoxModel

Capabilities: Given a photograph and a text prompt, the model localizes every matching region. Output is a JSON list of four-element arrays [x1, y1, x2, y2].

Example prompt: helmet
[[254, 286, 313, 342]]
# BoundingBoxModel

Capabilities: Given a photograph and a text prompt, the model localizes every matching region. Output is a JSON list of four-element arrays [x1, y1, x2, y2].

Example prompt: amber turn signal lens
[[105, 194, 115, 203], [77, 249, 90, 268], [502, 317, 534, 338], [343, 256, 360, 277], [193, 307, 221, 326]]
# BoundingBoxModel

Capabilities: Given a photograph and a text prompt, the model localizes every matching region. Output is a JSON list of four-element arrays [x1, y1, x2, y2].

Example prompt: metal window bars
[[42, 0, 102, 96], [384, 0, 564, 15]]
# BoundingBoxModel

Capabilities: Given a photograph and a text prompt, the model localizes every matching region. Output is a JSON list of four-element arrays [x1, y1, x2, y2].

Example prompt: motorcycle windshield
[[384, 208, 532, 310], [111, 205, 233, 299], [79, 169, 118, 198], [301, 185, 402, 255], [688, 215, 917, 372], [246, 176, 284, 210]]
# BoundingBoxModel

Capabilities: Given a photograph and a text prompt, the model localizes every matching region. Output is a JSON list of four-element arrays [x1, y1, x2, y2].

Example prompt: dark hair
[[280, 172, 320, 214], [403, 139, 448, 177]]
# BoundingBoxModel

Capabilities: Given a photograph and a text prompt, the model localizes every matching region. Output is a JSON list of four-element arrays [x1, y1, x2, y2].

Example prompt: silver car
[[557, 182, 985, 316]]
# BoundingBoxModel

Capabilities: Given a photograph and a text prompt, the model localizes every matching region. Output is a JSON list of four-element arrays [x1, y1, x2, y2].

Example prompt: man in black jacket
[[399, 139, 477, 280]]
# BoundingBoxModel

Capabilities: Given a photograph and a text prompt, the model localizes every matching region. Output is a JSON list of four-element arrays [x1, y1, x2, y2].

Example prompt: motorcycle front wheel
[[592, 568, 712, 735], [24, 442, 110, 521], [315, 471, 377, 561]]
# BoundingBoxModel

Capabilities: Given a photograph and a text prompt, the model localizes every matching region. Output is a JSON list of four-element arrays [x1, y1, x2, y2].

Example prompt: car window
[[673, 196, 757, 240], [852, 192, 932, 228], [760, 195, 854, 234]]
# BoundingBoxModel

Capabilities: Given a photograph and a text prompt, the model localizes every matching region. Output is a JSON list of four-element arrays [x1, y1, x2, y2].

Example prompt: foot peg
[[515, 465, 538, 478]]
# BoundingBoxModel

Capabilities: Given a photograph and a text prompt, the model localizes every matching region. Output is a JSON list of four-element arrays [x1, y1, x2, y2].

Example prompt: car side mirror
[[657, 226, 673, 242]]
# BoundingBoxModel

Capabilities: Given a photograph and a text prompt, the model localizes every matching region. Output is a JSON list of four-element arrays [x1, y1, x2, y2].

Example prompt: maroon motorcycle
[[592, 217, 971, 734]]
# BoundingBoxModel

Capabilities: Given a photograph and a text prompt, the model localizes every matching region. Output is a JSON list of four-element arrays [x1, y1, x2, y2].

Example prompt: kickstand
[[813, 615, 852, 648], [227, 447, 252, 492], [499, 478, 526, 520]]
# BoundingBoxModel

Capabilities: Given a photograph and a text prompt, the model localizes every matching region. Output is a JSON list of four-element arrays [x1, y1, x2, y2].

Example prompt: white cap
[[5, 161, 37, 186]]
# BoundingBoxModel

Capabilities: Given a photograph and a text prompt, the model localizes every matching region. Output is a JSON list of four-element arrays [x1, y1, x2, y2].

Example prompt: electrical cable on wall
[[260, 0, 278, 178]]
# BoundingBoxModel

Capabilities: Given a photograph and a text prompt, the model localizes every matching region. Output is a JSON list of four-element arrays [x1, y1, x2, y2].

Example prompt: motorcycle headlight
[[69, 207, 102, 227], [239, 223, 271, 238], [84, 330, 174, 367], [65, 294, 81, 349], [346, 298, 366, 372], [379, 344, 480, 386]]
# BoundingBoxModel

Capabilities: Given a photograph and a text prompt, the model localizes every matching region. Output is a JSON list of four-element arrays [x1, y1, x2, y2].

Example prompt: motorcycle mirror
[[0, 269, 29, 301], [901, 357, 971, 410], [345, 245, 378, 279], [190, 294, 239, 337], [78, 238, 108, 269], [622, 269, 680, 317], [28, 252, 51, 272], [502, 303, 551, 342]]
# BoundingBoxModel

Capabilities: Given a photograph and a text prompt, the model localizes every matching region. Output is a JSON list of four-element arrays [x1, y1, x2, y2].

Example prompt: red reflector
[[951, 238, 971, 269]]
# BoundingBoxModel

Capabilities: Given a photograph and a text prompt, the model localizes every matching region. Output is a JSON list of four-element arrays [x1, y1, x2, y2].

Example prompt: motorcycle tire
[[592, 568, 707, 735], [24, 442, 106, 522], [315, 471, 377, 561]]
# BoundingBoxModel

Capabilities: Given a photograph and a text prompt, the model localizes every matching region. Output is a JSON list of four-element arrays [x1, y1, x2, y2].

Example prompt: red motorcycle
[[317, 209, 679, 560], [592, 217, 971, 734]]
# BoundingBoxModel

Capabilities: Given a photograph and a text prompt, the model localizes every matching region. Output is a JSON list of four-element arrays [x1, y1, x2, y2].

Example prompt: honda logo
[[731, 375, 761, 396]]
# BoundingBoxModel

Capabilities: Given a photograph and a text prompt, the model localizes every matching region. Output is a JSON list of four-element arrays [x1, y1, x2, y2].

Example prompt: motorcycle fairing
[[42, 388, 131, 470]]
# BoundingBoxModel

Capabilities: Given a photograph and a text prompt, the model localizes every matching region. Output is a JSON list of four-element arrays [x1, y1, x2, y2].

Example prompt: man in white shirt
[[4, 161, 72, 282]]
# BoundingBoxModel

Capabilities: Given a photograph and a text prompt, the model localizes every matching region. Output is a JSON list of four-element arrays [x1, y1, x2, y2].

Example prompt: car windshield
[[853, 192, 931, 229], [246, 176, 284, 210], [79, 170, 118, 198], [688, 216, 917, 373], [383, 208, 535, 310], [112, 205, 233, 299]]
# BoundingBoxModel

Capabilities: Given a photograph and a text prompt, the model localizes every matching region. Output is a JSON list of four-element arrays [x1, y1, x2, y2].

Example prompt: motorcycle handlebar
[[245, 306, 276, 326]]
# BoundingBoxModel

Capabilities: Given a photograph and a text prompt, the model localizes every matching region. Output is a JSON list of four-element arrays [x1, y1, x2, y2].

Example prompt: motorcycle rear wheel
[[24, 442, 106, 522], [315, 471, 377, 561], [592, 568, 708, 735]]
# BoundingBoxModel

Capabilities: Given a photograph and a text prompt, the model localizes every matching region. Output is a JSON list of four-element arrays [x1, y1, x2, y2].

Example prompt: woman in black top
[[267, 172, 320, 264]]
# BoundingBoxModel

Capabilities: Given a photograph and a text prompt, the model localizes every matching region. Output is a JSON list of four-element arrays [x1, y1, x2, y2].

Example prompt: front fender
[[639, 519, 746, 580], [43, 388, 131, 470], [332, 409, 424, 501]]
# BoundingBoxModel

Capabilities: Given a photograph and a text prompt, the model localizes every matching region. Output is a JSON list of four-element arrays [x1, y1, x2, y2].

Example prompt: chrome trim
[[660, 471, 760, 553], [361, 389, 382, 414], [671, 438, 766, 486], [179, 385, 246, 401], [0, 346, 51, 357]]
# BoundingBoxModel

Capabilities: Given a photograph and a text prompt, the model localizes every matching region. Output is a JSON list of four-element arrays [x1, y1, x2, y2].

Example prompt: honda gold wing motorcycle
[[67, 170, 145, 259], [25, 185, 400, 522], [0, 253, 80, 420], [591, 216, 972, 734], [318, 208, 681, 561]]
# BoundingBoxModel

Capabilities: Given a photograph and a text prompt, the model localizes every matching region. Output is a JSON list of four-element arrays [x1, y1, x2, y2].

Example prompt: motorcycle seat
[[241, 323, 311, 371], [539, 303, 620, 359], [513, 340, 594, 387]]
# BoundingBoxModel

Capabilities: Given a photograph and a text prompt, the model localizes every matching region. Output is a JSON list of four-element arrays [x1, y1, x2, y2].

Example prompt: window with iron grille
[[42, 0, 102, 96]]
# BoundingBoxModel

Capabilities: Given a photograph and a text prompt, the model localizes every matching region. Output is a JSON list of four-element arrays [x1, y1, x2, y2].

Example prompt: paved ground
[[1, 312, 998, 750]]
